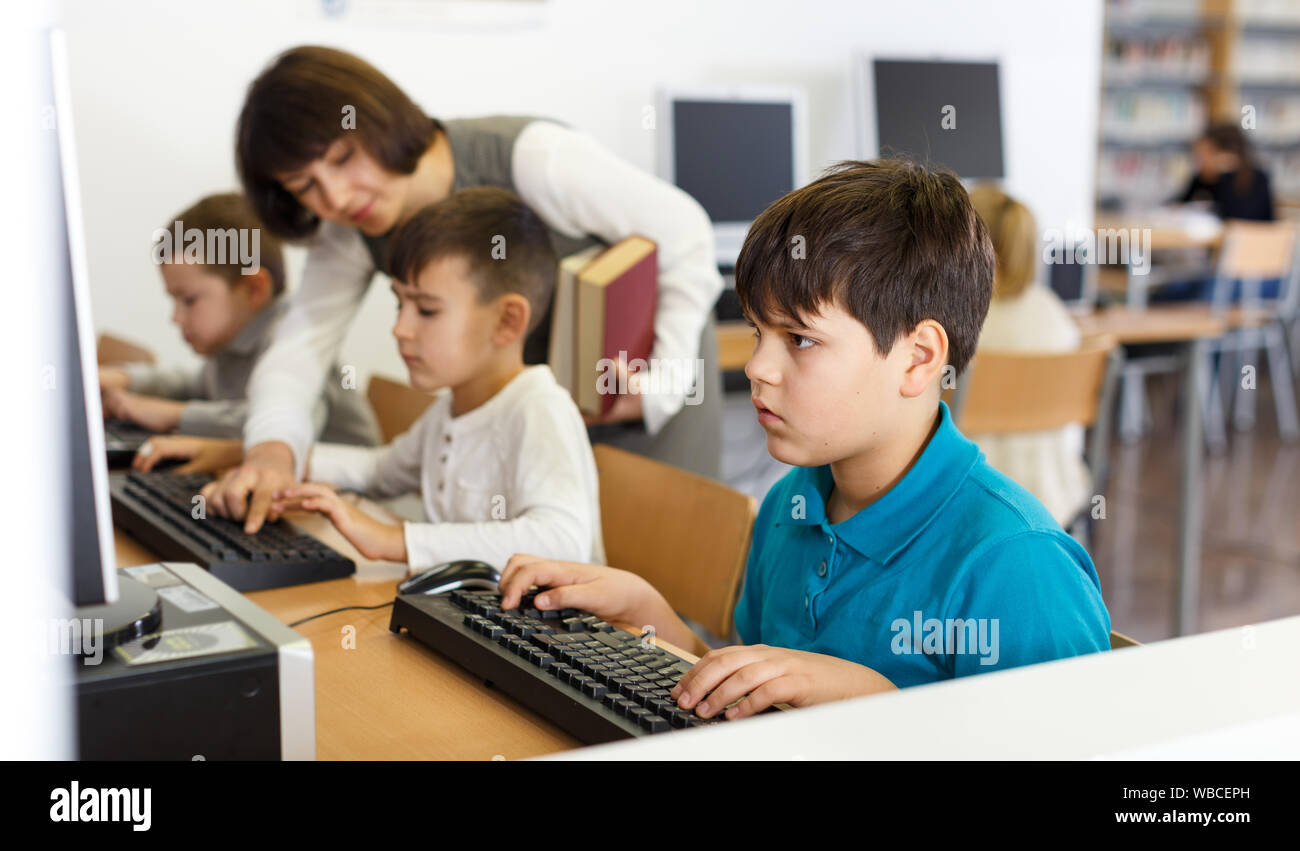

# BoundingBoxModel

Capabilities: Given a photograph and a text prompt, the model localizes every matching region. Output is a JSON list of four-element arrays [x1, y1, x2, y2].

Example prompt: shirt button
[[803, 592, 810, 610], [437, 481, 444, 491], [817, 560, 827, 577], [444, 433, 452, 443], [825, 534, 833, 544], [440, 454, 448, 463]]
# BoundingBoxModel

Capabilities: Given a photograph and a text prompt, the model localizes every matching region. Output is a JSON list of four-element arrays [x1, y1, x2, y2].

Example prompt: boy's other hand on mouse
[[133, 435, 244, 474], [99, 366, 129, 393], [101, 388, 184, 433], [670, 645, 897, 720], [270, 483, 407, 562]]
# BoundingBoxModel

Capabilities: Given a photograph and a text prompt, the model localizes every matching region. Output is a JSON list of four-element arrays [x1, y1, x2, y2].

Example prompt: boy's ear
[[493, 293, 532, 346], [238, 269, 274, 310], [899, 319, 949, 398]]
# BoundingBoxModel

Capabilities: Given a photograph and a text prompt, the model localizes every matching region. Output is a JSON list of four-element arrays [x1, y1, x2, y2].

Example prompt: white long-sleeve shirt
[[244, 119, 723, 477], [306, 366, 605, 572]]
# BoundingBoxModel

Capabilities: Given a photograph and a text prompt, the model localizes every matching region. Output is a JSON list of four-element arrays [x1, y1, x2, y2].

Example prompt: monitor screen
[[669, 99, 796, 225], [42, 29, 117, 606], [871, 59, 1005, 179]]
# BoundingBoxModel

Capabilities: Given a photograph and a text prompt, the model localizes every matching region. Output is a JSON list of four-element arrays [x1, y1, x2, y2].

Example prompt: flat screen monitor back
[[871, 59, 1005, 179]]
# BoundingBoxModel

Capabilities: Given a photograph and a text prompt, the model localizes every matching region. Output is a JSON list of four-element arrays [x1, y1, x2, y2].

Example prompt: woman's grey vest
[[361, 116, 722, 480]]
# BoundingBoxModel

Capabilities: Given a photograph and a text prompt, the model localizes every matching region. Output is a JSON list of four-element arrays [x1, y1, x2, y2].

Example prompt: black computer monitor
[[656, 87, 808, 268], [856, 57, 1005, 179], [40, 29, 118, 606]]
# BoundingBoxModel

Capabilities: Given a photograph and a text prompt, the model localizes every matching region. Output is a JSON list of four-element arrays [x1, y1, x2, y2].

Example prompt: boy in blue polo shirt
[[498, 159, 1111, 720]]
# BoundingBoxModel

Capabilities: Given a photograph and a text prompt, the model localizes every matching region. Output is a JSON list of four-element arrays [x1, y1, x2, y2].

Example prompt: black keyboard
[[102, 419, 158, 467], [390, 588, 771, 744], [110, 471, 355, 591]]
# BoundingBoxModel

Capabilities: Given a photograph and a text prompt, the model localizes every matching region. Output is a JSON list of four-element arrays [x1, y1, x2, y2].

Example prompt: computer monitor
[[656, 87, 808, 269], [855, 56, 1005, 179], [1044, 239, 1099, 314], [41, 29, 118, 606]]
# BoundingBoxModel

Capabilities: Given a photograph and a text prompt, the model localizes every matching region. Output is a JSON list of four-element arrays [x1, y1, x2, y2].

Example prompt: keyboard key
[[637, 714, 669, 733]]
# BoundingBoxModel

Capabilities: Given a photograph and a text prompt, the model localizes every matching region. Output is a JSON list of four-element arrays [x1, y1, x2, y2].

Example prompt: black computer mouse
[[397, 560, 501, 596]]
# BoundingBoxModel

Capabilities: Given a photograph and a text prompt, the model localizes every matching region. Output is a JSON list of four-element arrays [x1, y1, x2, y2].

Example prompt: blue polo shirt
[[734, 402, 1111, 688]]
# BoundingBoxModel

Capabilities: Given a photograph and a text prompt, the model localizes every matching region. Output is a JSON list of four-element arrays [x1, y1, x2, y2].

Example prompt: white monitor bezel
[[51, 28, 118, 603]]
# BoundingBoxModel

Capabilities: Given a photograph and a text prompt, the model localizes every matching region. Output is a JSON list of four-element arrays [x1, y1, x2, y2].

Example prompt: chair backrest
[[1215, 220, 1297, 280], [97, 333, 155, 365], [951, 333, 1119, 434], [1109, 630, 1141, 649], [593, 444, 757, 640], [366, 374, 435, 443], [1211, 220, 1300, 317]]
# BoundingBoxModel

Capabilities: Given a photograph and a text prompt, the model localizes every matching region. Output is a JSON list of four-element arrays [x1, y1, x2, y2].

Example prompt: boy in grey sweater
[[100, 193, 378, 452]]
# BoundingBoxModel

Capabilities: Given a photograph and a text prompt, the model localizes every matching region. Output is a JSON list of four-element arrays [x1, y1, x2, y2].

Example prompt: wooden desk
[[1074, 305, 1228, 637], [1094, 213, 1223, 253], [115, 517, 581, 760]]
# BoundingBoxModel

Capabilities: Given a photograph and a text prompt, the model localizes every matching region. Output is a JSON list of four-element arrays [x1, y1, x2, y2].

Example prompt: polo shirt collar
[[776, 402, 981, 565]]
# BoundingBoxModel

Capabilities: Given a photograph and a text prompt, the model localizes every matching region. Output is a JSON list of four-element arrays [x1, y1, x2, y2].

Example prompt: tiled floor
[[720, 367, 1300, 645]]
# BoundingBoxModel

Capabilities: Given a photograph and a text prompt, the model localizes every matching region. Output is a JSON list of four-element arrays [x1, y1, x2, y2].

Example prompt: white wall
[[66, 0, 1103, 384]]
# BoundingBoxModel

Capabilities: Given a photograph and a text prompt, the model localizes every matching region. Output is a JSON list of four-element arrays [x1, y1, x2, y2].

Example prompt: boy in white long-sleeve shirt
[[270, 187, 604, 570]]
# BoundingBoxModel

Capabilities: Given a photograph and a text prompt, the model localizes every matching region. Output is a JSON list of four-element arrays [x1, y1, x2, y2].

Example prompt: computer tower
[[74, 562, 314, 760]]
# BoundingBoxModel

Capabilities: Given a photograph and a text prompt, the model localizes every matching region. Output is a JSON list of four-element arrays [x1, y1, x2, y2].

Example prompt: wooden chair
[[1109, 630, 1141, 649], [365, 374, 435, 443], [593, 444, 757, 641], [96, 333, 155, 365], [1204, 220, 1300, 443], [948, 333, 1122, 543]]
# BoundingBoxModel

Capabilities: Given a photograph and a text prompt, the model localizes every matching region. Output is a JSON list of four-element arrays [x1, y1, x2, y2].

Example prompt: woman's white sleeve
[[511, 120, 723, 435], [243, 222, 375, 478]]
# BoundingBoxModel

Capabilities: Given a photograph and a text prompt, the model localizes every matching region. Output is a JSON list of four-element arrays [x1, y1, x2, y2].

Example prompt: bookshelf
[[1097, 0, 1300, 214]]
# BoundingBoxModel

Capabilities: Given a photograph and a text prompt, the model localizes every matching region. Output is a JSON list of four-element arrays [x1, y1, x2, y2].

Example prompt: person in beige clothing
[[966, 185, 1091, 527]]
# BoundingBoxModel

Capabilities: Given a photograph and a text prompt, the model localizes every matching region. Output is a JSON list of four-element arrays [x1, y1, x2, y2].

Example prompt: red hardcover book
[[575, 236, 657, 416]]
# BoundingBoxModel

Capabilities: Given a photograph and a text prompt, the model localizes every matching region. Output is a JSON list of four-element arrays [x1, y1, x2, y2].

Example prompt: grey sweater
[[124, 299, 379, 446]]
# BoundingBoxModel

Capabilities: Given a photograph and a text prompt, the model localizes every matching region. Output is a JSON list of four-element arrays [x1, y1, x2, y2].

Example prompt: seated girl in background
[[965, 184, 1091, 528]]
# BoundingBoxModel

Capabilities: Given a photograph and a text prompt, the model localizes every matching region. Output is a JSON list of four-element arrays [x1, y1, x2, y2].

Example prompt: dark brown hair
[[735, 159, 993, 375], [1201, 121, 1256, 197], [161, 193, 285, 297], [235, 45, 440, 239], [386, 187, 556, 333]]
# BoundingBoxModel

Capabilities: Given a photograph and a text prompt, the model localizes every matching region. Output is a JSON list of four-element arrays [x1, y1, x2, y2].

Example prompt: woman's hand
[[199, 441, 298, 534], [133, 435, 244, 474], [671, 645, 897, 720], [581, 357, 645, 426], [270, 483, 407, 562]]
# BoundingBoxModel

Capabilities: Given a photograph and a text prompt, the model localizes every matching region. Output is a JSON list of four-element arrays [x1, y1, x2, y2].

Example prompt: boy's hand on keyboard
[[670, 646, 897, 720], [133, 435, 244, 474], [270, 483, 407, 562], [101, 388, 184, 433], [99, 366, 129, 393], [499, 555, 661, 629]]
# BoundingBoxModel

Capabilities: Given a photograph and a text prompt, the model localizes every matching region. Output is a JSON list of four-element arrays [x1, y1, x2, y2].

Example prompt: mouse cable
[[288, 602, 394, 628]]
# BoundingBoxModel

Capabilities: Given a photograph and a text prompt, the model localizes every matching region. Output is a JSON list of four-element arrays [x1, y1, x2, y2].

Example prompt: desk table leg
[[1175, 338, 1207, 636]]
